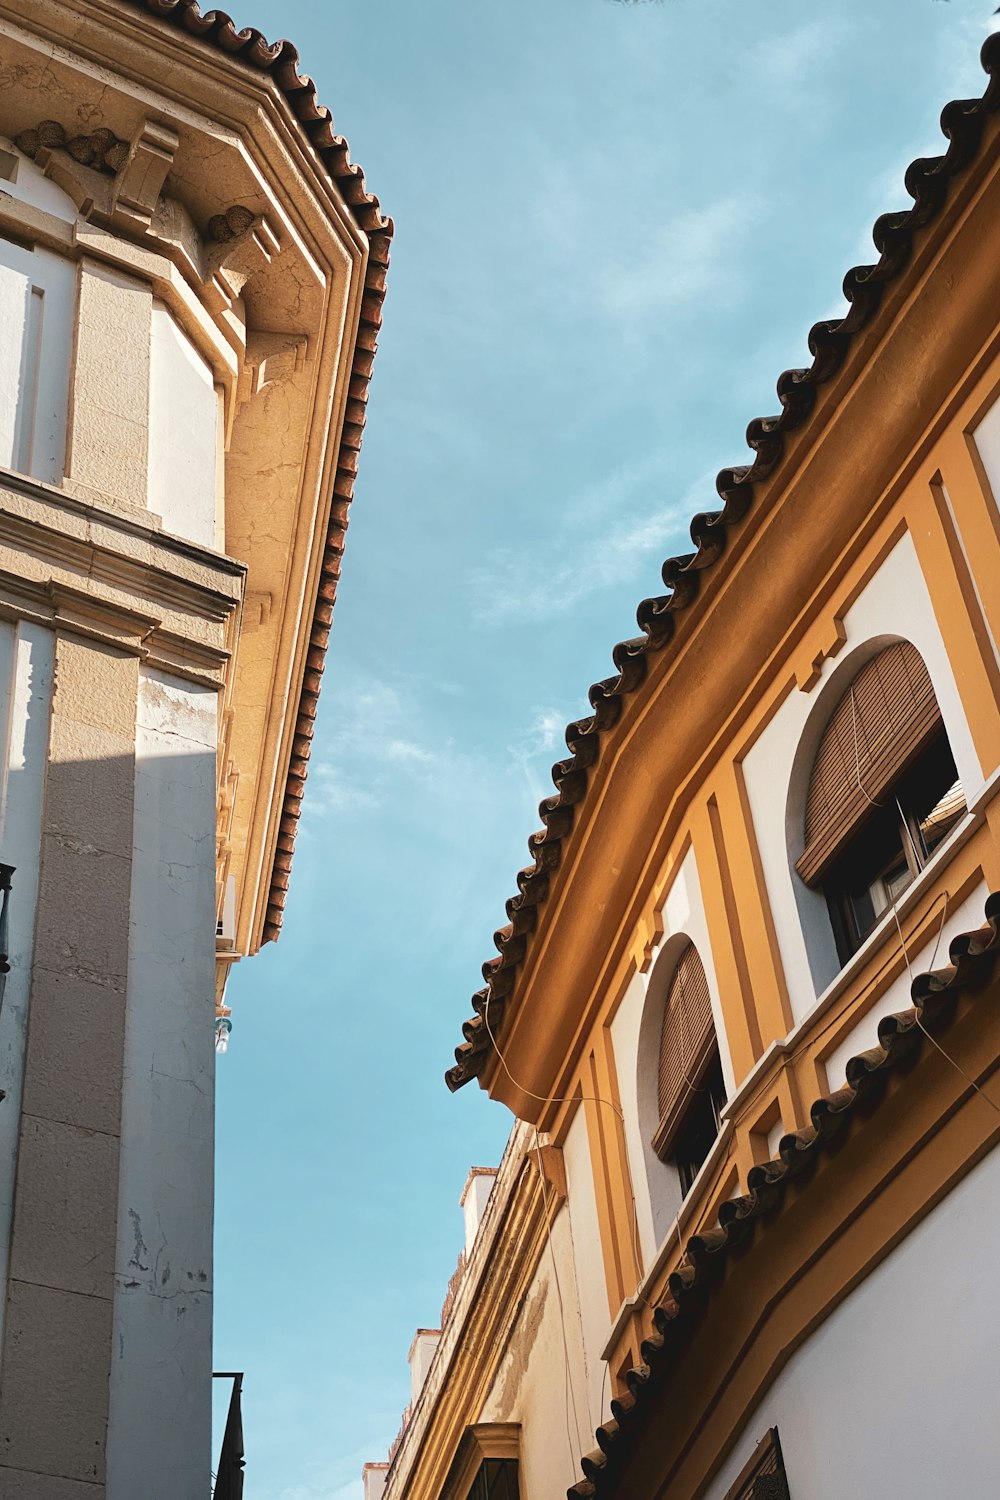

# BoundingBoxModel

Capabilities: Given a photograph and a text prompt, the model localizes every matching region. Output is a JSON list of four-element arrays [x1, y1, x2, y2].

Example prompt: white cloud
[[309, 763, 381, 815], [594, 192, 763, 325], [472, 457, 714, 625], [746, 17, 852, 94]]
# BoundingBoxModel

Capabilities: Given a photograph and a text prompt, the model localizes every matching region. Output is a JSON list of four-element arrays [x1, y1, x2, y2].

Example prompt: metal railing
[[212, 1371, 245, 1500]]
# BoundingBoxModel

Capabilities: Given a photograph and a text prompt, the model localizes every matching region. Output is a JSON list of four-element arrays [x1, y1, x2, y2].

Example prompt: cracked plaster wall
[[478, 1206, 589, 1499], [106, 667, 217, 1499]]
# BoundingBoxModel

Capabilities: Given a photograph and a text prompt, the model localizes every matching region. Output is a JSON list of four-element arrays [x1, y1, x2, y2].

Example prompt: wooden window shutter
[[723, 1428, 790, 1500], [653, 942, 716, 1158], [796, 642, 942, 887]]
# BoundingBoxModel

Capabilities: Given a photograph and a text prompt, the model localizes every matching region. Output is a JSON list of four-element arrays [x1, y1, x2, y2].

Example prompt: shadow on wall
[[0, 721, 219, 1496]]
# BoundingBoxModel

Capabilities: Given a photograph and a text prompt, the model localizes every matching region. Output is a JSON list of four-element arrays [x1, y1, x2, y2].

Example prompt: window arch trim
[[795, 641, 942, 887], [652, 941, 717, 1160]]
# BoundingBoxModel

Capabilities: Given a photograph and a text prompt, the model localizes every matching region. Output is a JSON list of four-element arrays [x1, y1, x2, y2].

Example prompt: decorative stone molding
[[204, 211, 281, 299], [110, 119, 180, 233], [238, 331, 308, 407]]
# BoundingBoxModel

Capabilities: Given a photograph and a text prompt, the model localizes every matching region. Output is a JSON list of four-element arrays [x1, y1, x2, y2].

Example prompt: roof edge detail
[[447, 32, 1000, 1091]]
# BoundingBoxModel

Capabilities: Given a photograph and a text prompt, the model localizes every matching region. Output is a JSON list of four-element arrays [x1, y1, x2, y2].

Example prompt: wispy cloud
[[746, 17, 852, 96], [594, 192, 763, 327], [472, 456, 713, 626]]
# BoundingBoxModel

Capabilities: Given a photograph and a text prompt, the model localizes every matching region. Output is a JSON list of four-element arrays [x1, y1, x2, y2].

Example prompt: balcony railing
[[213, 1371, 245, 1500]]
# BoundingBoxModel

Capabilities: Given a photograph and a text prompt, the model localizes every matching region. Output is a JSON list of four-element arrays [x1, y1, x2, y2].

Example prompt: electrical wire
[[532, 1125, 587, 1465], [887, 886, 1000, 1117], [483, 992, 655, 1444], [474, 680, 996, 1472]]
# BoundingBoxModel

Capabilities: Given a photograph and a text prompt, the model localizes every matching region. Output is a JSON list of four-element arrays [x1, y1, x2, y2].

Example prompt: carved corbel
[[204, 207, 280, 299], [238, 331, 308, 407], [110, 119, 179, 233], [526, 1140, 567, 1204]]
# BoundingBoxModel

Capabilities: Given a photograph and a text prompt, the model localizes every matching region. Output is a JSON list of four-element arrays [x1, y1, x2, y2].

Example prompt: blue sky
[[212, 2, 999, 1494]]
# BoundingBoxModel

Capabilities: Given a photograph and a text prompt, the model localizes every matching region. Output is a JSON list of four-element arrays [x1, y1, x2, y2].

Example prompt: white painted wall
[[479, 1203, 591, 1499], [742, 532, 983, 1021], [106, 668, 218, 1500], [0, 238, 74, 484], [460, 1169, 497, 1254], [706, 1136, 1000, 1498], [611, 844, 734, 1263], [973, 389, 1000, 515], [1, 142, 79, 222], [562, 1104, 612, 1432], [147, 302, 221, 547], [409, 1331, 442, 1403], [0, 621, 52, 1354], [363, 1464, 389, 1500]]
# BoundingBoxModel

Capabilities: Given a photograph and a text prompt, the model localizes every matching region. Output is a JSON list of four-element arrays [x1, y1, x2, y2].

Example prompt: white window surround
[[742, 531, 983, 1024], [599, 777, 996, 1379], [972, 389, 1000, 521], [600, 792, 993, 1367], [720, 762, 999, 1129], [611, 843, 735, 1267], [0, 235, 74, 485]]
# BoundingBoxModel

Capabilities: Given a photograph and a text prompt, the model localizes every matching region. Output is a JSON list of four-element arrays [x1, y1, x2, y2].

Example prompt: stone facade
[[0, 1, 385, 1493]]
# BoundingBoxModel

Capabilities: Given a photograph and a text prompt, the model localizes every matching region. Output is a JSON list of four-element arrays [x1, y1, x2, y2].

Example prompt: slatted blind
[[723, 1428, 790, 1500], [655, 943, 715, 1150], [796, 642, 941, 887]]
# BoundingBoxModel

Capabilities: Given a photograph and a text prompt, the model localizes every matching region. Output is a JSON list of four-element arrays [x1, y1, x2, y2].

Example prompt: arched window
[[796, 641, 965, 963], [651, 941, 727, 1195]]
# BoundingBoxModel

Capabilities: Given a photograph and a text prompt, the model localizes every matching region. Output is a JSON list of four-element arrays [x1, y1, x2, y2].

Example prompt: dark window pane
[[468, 1458, 520, 1500], [673, 1051, 727, 1195], [823, 731, 965, 963]]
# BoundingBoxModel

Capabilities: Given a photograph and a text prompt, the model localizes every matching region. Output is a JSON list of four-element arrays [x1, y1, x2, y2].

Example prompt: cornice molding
[[439, 1424, 520, 1500], [385, 1139, 565, 1500], [0, 474, 244, 622]]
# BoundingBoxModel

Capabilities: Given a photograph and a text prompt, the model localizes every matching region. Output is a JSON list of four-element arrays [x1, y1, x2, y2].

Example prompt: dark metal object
[[213, 1372, 245, 1500], [0, 864, 14, 1100], [0, 863, 14, 1003]]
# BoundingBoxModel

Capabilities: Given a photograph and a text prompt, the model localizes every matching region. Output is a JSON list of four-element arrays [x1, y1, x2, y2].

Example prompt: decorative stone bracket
[[110, 119, 179, 234], [238, 331, 308, 408]]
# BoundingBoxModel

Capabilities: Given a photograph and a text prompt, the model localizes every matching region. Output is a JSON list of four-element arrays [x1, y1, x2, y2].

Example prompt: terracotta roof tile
[[446, 34, 1000, 1091], [568, 889, 1000, 1498], [116, 0, 392, 945]]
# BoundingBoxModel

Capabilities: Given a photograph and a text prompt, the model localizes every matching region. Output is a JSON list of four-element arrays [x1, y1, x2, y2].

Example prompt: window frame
[[440, 1424, 520, 1500], [823, 729, 964, 963], [650, 941, 727, 1191], [722, 1427, 790, 1500]]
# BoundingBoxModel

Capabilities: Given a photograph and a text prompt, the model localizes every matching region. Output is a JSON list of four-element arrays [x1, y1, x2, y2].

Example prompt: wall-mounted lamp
[[214, 1016, 232, 1055]]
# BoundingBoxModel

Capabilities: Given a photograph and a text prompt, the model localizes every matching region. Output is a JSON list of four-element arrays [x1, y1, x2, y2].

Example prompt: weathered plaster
[[106, 667, 217, 1499]]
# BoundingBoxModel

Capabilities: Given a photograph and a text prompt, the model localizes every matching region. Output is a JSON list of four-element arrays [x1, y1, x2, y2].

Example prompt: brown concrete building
[[367, 31, 1000, 1500], [0, 1, 388, 1493]]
